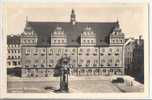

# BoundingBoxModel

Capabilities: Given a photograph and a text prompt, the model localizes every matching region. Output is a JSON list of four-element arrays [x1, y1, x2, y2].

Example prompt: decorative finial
[[72, 9, 74, 13], [139, 35, 142, 39], [26, 16, 28, 23]]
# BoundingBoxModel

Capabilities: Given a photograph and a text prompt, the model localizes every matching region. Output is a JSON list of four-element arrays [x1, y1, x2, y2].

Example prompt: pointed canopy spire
[[26, 16, 28, 23], [25, 16, 29, 27], [116, 19, 120, 28]]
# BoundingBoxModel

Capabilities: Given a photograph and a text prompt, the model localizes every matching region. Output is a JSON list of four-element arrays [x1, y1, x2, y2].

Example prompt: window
[[91, 40, 93, 43], [110, 69, 113, 72], [8, 62, 11, 65], [86, 60, 90, 64], [87, 49, 90, 52], [108, 52, 111, 55], [34, 49, 38, 55], [41, 60, 45, 63], [87, 40, 89, 43], [33, 64, 37, 68], [95, 49, 98, 52], [93, 60, 98, 66], [103, 69, 106, 72], [32, 40, 34, 43], [73, 60, 76, 63], [101, 60, 105, 63], [26, 60, 31, 64], [100, 53, 104, 56], [49, 65, 52, 67], [65, 49, 68, 52], [80, 59, 84, 63], [115, 53, 119, 56], [116, 48, 119, 52], [71, 40, 74, 42], [41, 64, 44, 68], [58, 40, 60, 43], [18, 56, 20, 59], [86, 49, 90, 56], [107, 63, 111, 66], [35, 59, 39, 63], [8, 50, 10, 53], [49, 49, 53, 55], [72, 49, 75, 52], [13, 61, 17, 66], [18, 61, 20, 65], [109, 48, 112, 52], [80, 49, 83, 52], [25, 65, 29, 68], [93, 49, 98, 56], [84, 40, 86, 43], [43, 49, 45, 52], [116, 59, 120, 63], [86, 53, 89, 56], [24, 40, 26, 44], [88, 69, 92, 73], [54, 40, 56, 43], [102, 49, 105, 52], [28, 40, 30, 43], [41, 49, 45, 55], [25, 49, 30, 55], [101, 64, 104, 66], [50, 59, 54, 63], [108, 59, 112, 63], [62, 40, 64, 43]]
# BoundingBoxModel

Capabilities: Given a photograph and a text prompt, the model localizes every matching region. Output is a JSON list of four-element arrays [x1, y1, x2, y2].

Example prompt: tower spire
[[70, 9, 76, 25], [25, 16, 29, 27]]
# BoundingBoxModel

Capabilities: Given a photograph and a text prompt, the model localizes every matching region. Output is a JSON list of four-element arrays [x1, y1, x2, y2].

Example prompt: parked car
[[112, 77, 124, 83]]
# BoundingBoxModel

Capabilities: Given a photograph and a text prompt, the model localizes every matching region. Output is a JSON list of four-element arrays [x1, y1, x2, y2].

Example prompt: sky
[[3, 3, 148, 38]]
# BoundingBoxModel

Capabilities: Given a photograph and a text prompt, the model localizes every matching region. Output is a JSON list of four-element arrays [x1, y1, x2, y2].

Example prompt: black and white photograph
[[1, 2, 149, 99]]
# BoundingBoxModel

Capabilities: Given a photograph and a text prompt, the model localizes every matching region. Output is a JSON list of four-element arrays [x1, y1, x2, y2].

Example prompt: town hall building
[[8, 9, 126, 77]]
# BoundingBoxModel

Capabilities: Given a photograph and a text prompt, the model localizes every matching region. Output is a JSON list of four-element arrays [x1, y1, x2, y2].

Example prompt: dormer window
[[52, 26, 64, 36]]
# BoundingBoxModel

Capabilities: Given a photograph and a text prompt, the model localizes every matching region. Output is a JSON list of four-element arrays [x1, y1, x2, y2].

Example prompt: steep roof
[[27, 21, 117, 46], [7, 35, 20, 45]]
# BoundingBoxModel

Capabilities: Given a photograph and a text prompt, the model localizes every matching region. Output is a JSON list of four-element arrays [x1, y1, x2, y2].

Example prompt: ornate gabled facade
[[7, 9, 126, 77], [51, 26, 67, 46]]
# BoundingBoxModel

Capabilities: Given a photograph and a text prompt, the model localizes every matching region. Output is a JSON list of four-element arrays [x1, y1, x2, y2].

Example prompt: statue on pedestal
[[54, 56, 70, 93]]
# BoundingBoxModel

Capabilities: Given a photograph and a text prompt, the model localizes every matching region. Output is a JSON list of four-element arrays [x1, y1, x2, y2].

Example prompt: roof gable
[[28, 21, 117, 46]]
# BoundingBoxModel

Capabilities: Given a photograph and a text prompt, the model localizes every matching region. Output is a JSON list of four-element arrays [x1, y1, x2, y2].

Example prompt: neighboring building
[[132, 36, 144, 83], [124, 36, 144, 83], [124, 38, 135, 74], [7, 35, 21, 68]]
